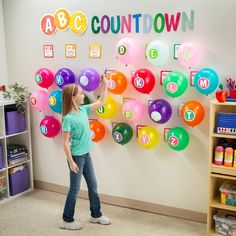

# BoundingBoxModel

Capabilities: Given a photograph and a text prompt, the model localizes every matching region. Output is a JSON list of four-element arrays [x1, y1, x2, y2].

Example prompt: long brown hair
[[62, 83, 79, 117]]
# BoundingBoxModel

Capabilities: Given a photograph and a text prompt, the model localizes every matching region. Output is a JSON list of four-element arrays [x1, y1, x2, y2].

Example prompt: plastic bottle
[[224, 147, 234, 167], [214, 146, 224, 165]]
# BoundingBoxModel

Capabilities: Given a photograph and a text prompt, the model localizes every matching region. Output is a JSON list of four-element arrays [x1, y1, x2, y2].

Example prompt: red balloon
[[39, 116, 61, 138], [90, 120, 105, 142], [131, 68, 155, 94]]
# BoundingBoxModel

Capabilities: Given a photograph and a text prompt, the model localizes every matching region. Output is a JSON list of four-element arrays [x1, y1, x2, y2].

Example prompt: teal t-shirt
[[62, 105, 93, 156]]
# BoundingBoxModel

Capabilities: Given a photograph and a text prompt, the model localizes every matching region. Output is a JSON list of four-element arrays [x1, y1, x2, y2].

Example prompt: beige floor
[[0, 189, 206, 236]]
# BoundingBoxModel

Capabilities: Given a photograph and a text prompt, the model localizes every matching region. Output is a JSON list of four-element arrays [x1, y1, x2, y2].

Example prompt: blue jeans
[[62, 153, 102, 222]]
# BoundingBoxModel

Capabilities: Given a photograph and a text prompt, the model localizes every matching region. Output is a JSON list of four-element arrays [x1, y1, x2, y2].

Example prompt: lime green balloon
[[167, 127, 189, 151], [112, 123, 133, 145], [163, 71, 188, 98]]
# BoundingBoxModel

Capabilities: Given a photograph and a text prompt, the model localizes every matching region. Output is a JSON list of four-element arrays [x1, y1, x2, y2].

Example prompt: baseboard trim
[[34, 180, 206, 223]]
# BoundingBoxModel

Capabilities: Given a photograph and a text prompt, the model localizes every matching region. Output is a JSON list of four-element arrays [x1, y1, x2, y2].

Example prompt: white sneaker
[[90, 215, 111, 225], [59, 220, 82, 230]]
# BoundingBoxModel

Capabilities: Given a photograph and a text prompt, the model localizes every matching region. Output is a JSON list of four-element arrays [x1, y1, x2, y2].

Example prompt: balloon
[[77, 68, 100, 92], [49, 90, 62, 114], [115, 38, 143, 66], [167, 127, 189, 151], [35, 68, 54, 89], [83, 94, 90, 105], [90, 120, 105, 142], [131, 68, 155, 94], [138, 126, 159, 149], [146, 40, 169, 67], [163, 71, 188, 98], [55, 68, 75, 89], [122, 100, 146, 123], [96, 96, 117, 119], [30, 90, 49, 112], [177, 42, 200, 68], [181, 101, 205, 127], [148, 99, 172, 124], [194, 68, 219, 95], [107, 71, 127, 94], [112, 123, 133, 145], [39, 116, 61, 138]]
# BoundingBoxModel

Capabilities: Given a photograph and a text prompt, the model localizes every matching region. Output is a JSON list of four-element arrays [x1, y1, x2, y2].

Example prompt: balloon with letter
[[35, 68, 54, 89], [49, 90, 62, 114], [163, 71, 188, 98], [167, 127, 189, 151], [107, 71, 127, 94], [55, 68, 75, 89], [180, 101, 205, 127], [194, 68, 219, 95], [146, 40, 169, 67], [131, 68, 155, 94], [30, 90, 49, 112], [138, 126, 159, 149], [96, 96, 117, 119], [40, 116, 61, 138], [90, 120, 105, 142], [112, 123, 133, 145]]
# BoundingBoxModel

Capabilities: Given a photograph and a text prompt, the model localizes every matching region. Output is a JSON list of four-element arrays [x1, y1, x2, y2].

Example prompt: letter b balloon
[[40, 117, 61, 138]]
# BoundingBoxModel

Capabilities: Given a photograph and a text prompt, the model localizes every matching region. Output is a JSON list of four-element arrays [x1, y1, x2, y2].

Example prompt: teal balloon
[[167, 127, 189, 151], [163, 71, 188, 98], [83, 94, 90, 105], [49, 90, 62, 114], [194, 68, 219, 95], [112, 123, 133, 145]]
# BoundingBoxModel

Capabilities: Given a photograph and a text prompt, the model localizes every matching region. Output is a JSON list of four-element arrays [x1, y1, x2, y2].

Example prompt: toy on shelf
[[226, 76, 236, 101]]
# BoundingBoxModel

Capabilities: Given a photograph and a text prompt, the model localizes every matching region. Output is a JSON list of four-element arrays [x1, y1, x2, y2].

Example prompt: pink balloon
[[122, 100, 146, 123], [39, 116, 61, 138], [30, 90, 49, 112], [115, 38, 143, 66], [35, 68, 54, 89], [177, 42, 200, 69]]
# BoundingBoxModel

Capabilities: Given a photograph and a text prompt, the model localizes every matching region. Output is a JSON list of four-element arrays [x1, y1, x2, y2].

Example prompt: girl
[[60, 76, 111, 230]]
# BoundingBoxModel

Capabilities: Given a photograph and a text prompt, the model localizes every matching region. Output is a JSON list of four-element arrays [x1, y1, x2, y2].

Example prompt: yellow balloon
[[138, 126, 159, 149], [96, 96, 117, 119]]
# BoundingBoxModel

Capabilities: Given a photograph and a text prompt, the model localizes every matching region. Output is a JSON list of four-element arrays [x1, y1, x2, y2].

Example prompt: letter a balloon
[[138, 126, 159, 149], [131, 68, 155, 94], [167, 127, 189, 151]]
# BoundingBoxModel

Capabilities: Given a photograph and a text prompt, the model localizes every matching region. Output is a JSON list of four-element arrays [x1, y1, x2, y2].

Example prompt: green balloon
[[163, 71, 188, 98], [167, 127, 189, 151], [83, 94, 90, 105], [112, 123, 133, 145]]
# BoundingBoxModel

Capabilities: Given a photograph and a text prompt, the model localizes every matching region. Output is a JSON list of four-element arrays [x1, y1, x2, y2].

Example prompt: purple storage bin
[[9, 165, 30, 196], [5, 110, 26, 135], [0, 145, 3, 169]]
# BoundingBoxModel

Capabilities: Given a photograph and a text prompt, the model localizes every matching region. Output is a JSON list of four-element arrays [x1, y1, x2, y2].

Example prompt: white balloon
[[146, 40, 169, 67]]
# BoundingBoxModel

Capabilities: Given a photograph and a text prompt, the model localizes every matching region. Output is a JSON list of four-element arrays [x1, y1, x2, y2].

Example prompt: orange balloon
[[107, 71, 127, 94], [90, 120, 105, 142], [181, 101, 205, 127]]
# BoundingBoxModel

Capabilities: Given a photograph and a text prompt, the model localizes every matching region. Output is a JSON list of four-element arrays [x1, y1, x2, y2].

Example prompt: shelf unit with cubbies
[[0, 100, 33, 202], [208, 99, 236, 235]]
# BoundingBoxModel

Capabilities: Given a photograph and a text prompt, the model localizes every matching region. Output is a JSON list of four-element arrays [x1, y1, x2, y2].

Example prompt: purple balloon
[[148, 99, 172, 124], [55, 68, 75, 89], [76, 68, 100, 92]]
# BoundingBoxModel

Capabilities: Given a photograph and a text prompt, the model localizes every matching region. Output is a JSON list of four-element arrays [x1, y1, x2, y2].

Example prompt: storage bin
[[9, 164, 29, 196], [0, 145, 3, 169], [5, 107, 26, 135], [220, 182, 236, 206], [214, 211, 236, 235]]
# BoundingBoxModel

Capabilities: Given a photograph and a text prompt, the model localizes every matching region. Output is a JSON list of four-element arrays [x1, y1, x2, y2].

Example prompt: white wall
[[0, 0, 8, 85], [2, 0, 236, 213]]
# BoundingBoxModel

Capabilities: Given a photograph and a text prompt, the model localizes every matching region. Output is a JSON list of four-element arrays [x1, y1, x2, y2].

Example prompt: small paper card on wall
[[173, 43, 181, 59], [65, 44, 76, 58], [164, 128, 171, 142], [89, 44, 102, 58], [43, 45, 54, 58], [190, 71, 197, 86], [160, 70, 172, 85], [136, 125, 146, 138]]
